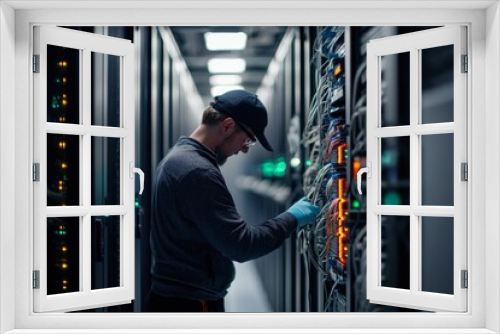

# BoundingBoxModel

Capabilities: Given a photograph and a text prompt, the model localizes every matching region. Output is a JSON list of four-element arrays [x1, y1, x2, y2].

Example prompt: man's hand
[[286, 197, 320, 228]]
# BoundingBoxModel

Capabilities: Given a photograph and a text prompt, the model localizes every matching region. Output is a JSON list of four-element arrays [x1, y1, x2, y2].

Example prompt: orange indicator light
[[337, 143, 347, 164], [334, 64, 342, 76], [337, 178, 348, 266]]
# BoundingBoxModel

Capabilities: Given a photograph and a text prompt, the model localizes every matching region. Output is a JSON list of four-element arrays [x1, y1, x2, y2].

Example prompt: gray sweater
[[150, 136, 297, 301]]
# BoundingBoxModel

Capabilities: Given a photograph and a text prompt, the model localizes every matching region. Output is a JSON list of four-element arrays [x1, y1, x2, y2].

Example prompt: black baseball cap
[[210, 89, 274, 151]]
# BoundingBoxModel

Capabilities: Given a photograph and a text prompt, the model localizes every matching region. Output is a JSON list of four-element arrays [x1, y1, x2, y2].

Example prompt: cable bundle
[[299, 26, 349, 312]]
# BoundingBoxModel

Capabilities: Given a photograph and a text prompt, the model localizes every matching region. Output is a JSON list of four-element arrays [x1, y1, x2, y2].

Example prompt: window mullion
[[81, 48, 91, 295], [373, 123, 455, 138], [120, 215, 125, 286], [34, 33, 49, 308], [365, 50, 380, 298], [409, 48, 420, 294], [79, 215, 87, 293], [122, 52, 135, 295], [454, 27, 468, 311]]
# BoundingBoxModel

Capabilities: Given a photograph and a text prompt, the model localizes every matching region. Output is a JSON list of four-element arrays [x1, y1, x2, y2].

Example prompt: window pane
[[381, 137, 410, 205], [47, 217, 80, 295], [47, 134, 80, 206], [47, 45, 80, 124], [421, 134, 454, 206], [91, 137, 121, 205], [91, 52, 121, 127], [421, 217, 454, 294], [421, 45, 454, 124], [91, 216, 121, 290], [381, 215, 410, 290], [381, 52, 410, 127]]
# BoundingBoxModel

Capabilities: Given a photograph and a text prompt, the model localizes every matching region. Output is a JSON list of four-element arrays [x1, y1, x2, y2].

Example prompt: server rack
[[57, 26, 203, 312], [252, 26, 445, 312]]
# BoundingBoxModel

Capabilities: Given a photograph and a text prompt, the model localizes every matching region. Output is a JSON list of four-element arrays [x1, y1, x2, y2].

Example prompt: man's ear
[[220, 117, 237, 134]]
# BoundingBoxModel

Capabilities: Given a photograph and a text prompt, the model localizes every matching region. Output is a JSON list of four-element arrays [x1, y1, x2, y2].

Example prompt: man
[[148, 89, 319, 312]]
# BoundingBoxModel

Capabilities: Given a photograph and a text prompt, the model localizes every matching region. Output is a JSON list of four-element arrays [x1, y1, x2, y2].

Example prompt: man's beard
[[215, 144, 228, 166]]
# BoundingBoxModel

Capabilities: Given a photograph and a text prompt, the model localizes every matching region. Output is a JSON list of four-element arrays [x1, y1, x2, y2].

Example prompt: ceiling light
[[209, 75, 243, 86], [204, 32, 247, 51], [208, 58, 246, 74], [211, 85, 245, 97]]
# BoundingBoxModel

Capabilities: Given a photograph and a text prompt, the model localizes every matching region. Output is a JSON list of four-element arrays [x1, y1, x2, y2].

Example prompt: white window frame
[[0, 1, 498, 333], [32, 26, 136, 313], [365, 26, 468, 312]]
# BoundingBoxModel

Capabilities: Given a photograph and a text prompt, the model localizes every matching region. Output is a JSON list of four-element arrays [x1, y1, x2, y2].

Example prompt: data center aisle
[[225, 261, 272, 312]]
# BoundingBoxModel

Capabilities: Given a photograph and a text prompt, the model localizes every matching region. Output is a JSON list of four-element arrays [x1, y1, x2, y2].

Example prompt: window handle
[[357, 162, 371, 195], [129, 162, 144, 195]]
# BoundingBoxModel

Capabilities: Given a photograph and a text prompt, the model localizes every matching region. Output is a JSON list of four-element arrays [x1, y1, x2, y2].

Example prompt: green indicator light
[[135, 201, 140, 207], [275, 161, 286, 171], [305, 160, 311, 167], [383, 192, 402, 205], [261, 161, 274, 178], [352, 200, 360, 209], [274, 157, 287, 178]]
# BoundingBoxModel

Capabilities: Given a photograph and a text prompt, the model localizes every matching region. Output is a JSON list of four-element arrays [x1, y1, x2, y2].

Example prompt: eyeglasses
[[236, 122, 257, 147]]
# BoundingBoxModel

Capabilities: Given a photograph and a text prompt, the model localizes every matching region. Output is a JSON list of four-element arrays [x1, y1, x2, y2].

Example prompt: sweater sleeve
[[179, 168, 298, 263]]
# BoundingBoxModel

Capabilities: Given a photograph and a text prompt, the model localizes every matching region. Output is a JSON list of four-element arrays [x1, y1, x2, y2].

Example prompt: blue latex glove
[[286, 197, 320, 228]]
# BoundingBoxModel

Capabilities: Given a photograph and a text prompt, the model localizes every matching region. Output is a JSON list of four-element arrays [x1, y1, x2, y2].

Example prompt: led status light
[[334, 64, 342, 76], [290, 157, 301, 168]]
